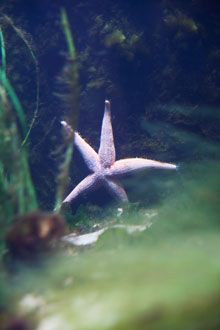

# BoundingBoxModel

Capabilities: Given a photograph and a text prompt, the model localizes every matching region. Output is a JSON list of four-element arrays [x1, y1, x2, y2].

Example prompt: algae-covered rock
[[6, 212, 66, 261]]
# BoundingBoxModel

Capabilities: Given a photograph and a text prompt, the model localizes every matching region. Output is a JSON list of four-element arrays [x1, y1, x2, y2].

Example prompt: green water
[[3, 154, 220, 330]]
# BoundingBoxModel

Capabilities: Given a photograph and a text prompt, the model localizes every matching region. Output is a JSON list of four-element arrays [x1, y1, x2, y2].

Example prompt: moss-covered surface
[[9, 232, 220, 330], [1, 159, 219, 329]]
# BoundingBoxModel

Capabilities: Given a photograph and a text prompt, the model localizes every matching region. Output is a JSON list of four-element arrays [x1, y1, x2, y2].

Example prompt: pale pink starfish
[[62, 100, 177, 204]]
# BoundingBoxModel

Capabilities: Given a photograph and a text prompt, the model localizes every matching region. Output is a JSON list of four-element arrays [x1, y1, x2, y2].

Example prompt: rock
[[0, 312, 31, 330], [6, 212, 66, 260], [62, 222, 152, 247]]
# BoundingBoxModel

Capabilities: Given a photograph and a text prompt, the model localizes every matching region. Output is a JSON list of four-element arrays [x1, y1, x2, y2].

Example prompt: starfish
[[62, 100, 177, 204]]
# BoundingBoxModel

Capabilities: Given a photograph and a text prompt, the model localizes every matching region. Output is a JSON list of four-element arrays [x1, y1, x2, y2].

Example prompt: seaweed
[[54, 9, 80, 213], [0, 24, 38, 252], [0, 7, 80, 222]]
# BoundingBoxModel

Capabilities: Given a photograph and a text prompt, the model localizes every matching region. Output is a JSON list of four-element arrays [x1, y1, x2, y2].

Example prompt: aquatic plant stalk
[[0, 27, 28, 136], [0, 28, 6, 77], [54, 9, 80, 212], [0, 27, 38, 226], [0, 86, 37, 221], [0, 71, 28, 134], [60, 9, 77, 60], [2, 15, 40, 146]]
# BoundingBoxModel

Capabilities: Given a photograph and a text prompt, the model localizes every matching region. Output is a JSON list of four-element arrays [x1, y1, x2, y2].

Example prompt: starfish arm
[[74, 132, 100, 172], [98, 100, 116, 168], [104, 178, 129, 203], [109, 158, 177, 177], [63, 174, 98, 203]]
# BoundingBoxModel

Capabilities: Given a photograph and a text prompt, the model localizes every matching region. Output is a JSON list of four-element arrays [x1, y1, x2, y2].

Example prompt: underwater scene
[[0, 0, 220, 329]]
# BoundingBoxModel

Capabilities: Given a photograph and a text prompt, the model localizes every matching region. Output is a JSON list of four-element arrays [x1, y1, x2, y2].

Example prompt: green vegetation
[[54, 9, 80, 213], [0, 9, 80, 223], [0, 26, 38, 240]]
